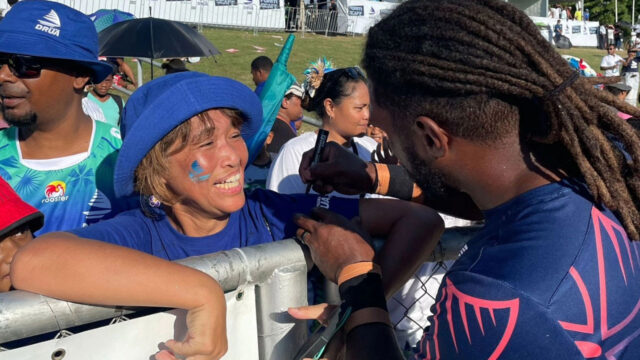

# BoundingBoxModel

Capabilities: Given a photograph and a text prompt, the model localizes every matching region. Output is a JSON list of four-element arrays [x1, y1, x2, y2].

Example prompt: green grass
[[127, 28, 610, 87], [557, 47, 607, 71], [123, 29, 609, 133], [128, 27, 366, 88]]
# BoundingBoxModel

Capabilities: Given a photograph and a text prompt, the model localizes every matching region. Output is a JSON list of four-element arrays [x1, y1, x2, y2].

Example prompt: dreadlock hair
[[363, 0, 640, 240]]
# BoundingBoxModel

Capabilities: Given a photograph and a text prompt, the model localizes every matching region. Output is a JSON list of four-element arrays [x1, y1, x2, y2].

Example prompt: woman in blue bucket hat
[[11, 72, 444, 358]]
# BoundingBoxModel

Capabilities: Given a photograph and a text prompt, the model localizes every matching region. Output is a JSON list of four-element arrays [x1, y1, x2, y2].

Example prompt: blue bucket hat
[[114, 72, 263, 197], [0, 0, 113, 83]]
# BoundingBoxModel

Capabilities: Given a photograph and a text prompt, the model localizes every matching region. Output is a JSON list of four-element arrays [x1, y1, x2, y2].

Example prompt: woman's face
[[327, 81, 370, 139], [165, 109, 248, 218]]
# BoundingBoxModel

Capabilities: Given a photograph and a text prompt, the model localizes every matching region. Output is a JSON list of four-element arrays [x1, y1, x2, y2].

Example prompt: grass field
[[557, 47, 608, 71], [124, 28, 610, 133], [128, 28, 366, 88], [129, 27, 610, 87]]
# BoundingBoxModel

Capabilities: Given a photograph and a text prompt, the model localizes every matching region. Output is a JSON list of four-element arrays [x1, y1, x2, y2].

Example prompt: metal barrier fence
[[0, 229, 476, 359], [0, 0, 391, 36]]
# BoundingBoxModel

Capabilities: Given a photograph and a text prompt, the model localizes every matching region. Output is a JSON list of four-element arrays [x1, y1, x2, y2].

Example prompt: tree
[[584, 0, 632, 24]]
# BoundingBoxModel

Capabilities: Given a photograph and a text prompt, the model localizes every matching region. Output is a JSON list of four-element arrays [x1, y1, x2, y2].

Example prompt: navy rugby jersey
[[415, 179, 640, 360]]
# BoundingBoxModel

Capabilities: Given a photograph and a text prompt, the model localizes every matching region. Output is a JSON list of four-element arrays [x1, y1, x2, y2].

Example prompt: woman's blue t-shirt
[[69, 189, 358, 261]]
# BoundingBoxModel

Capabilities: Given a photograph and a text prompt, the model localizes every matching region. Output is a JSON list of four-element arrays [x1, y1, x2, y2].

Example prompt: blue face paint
[[189, 160, 211, 182]]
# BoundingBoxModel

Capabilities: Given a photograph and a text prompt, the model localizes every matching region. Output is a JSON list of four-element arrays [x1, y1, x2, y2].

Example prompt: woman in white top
[[267, 59, 379, 196]]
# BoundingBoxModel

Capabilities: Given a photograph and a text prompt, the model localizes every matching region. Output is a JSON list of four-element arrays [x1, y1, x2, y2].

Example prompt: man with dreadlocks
[[292, 0, 640, 358]]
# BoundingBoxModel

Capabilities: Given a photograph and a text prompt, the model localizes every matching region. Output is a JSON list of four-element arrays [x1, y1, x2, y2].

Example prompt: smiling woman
[[10, 71, 444, 359]]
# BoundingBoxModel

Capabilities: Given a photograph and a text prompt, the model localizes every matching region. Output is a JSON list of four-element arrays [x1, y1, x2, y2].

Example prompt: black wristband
[[338, 272, 388, 313], [387, 165, 414, 200]]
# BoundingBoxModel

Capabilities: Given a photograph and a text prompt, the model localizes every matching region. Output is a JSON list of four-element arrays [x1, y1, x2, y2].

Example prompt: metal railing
[[0, 240, 310, 359], [0, 228, 476, 358], [0, 0, 393, 36]]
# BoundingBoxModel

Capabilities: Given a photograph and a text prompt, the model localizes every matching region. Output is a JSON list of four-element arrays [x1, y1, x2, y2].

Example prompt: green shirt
[[87, 92, 124, 127]]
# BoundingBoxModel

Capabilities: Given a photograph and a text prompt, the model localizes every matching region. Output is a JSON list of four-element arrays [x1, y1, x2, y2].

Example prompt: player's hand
[[294, 208, 374, 283], [288, 304, 344, 360], [155, 294, 228, 360], [299, 142, 374, 195], [367, 125, 386, 144]]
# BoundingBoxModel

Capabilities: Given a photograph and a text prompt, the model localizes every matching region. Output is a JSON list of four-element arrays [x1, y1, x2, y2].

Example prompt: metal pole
[[253, 4, 258, 36], [301, 1, 306, 38], [616, 0, 619, 23], [0, 240, 311, 344], [136, 59, 144, 87], [255, 263, 308, 360]]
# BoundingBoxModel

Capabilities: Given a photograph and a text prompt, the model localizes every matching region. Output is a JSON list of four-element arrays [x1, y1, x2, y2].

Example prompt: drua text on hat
[[35, 10, 61, 37], [35, 24, 60, 36]]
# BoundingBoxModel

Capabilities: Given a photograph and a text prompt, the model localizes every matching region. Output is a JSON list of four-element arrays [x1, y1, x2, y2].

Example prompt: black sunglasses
[[0, 54, 45, 78], [0, 54, 79, 79]]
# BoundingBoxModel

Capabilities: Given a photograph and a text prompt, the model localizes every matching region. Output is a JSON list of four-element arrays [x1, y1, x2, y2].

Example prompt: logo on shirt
[[458, 244, 468, 257], [43, 181, 69, 203], [316, 196, 330, 209], [35, 10, 61, 37]]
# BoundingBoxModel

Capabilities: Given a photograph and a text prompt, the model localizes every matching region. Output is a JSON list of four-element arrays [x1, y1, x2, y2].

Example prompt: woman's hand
[[156, 295, 228, 360]]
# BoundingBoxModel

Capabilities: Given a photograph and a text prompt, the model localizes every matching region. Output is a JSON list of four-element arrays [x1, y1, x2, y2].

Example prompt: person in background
[[574, 7, 582, 21], [246, 83, 304, 190], [161, 58, 188, 75], [266, 83, 304, 154], [605, 82, 634, 119], [560, 5, 568, 20], [601, 44, 624, 76], [599, 23, 607, 49], [86, 62, 125, 127], [291, 0, 640, 358], [0, 1, 130, 235], [266, 59, 379, 197], [615, 26, 623, 50], [107, 57, 137, 90], [0, 177, 43, 292], [608, 24, 615, 48], [250, 56, 272, 96], [584, 8, 589, 21], [622, 48, 640, 106], [553, 19, 562, 41]]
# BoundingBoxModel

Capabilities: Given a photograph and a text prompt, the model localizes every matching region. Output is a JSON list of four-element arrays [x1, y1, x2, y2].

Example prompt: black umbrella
[[98, 17, 221, 78]]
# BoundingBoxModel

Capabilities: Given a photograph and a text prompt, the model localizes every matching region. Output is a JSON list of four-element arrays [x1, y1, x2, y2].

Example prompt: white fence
[[531, 16, 599, 47], [0, 230, 473, 359], [0, 0, 399, 35], [0, 240, 310, 360]]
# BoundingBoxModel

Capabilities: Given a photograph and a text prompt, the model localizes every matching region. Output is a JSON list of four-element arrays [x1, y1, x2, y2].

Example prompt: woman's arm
[[11, 232, 227, 360], [359, 199, 444, 298]]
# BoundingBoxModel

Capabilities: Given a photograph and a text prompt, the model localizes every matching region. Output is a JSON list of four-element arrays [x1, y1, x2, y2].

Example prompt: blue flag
[[247, 34, 296, 163]]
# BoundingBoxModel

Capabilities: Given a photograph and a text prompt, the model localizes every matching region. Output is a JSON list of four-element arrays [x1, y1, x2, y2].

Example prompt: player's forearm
[[375, 205, 444, 297], [339, 270, 404, 360], [11, 233, 224, 310]]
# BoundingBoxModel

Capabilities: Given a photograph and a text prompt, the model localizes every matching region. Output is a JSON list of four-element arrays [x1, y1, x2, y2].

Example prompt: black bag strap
[[110, 94, 124, 126]]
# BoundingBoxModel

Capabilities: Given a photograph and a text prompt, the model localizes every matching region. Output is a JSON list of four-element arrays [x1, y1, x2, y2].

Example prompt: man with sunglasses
[[601, 44, 624, 77], [0, 1, 130, 235]]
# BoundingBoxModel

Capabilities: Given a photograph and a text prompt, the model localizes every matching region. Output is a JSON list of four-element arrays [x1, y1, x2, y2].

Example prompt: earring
[[148, 195, 162, 208]]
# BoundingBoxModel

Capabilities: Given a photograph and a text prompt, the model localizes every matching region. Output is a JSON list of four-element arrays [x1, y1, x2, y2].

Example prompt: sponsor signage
[[348, 5, 364, 16], [215, 0, 237, 5], [260, 0, 279, 10]]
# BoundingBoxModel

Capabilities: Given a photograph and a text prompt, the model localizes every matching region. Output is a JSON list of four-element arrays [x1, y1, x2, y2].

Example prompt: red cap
[[0, 177, 43, 238]]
